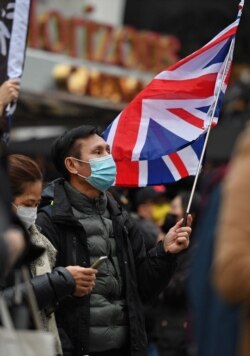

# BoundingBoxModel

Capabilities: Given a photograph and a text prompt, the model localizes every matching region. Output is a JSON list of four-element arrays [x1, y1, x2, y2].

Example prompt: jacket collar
[[40, 178, 124, 223], [40, 178, 78, 225], [39, 178, 122, 224], [64, 181, 107, 215]]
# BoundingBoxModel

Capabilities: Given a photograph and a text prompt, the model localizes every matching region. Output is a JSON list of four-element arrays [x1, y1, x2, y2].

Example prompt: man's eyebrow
[[92, 144, 110, 150]]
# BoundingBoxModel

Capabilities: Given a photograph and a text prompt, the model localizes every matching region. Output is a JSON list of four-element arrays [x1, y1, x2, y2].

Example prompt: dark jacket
[[2, 266, 75, 311], [0, 149, 22, 277], [189, 181, 241, 356], [36, 178, 177, 356]]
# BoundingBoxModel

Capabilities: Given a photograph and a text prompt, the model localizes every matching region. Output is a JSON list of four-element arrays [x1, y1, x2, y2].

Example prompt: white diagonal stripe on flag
[[106, 113, 121, 151], [162, 155, 182, 181], [131, 98, 213, 161], [176, 145, 200, 175], [138, 160, 148, 187]]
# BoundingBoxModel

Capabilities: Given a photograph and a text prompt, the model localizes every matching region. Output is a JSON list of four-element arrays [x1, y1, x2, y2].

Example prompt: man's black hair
[[51, 125, 100, 179]]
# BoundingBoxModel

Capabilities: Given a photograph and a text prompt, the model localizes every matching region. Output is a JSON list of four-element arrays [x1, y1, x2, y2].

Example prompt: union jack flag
[[103, 0, 244, 187]]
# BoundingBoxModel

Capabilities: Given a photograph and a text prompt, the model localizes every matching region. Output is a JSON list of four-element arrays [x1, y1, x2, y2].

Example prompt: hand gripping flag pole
[[182, 0, 244, 226]]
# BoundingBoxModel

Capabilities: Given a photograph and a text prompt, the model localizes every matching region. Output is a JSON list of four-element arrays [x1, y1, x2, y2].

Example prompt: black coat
[[2, 266, 75, 311], [0, 149, 19, 277], [36, 179, 177, 356]]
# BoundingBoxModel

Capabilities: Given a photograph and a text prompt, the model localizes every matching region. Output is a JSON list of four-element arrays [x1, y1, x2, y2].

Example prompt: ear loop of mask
[[72, 157, 88, 164], [76, 172, 88, 179], [71, 157, 89, 179]]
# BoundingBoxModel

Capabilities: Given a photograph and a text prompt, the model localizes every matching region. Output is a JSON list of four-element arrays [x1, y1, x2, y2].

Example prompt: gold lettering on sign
[[28, 0, 181, 72]]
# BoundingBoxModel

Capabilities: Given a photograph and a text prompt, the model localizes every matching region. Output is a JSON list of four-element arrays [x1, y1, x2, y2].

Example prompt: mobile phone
[[90, 256, 108, 269]]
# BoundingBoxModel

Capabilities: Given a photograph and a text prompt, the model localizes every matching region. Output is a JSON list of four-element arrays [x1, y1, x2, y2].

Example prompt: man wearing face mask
[[36, 125, 192, 356]]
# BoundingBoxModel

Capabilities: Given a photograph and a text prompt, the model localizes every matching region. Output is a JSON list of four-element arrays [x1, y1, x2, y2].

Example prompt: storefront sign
[[28, 0, 181, 72]]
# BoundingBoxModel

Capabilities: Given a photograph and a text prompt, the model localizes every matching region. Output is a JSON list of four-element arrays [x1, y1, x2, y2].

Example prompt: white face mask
[[15, 206, 37, 229]]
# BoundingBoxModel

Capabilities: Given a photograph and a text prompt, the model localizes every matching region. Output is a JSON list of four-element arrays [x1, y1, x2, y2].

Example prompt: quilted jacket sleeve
[[2, 267, 75, 310]]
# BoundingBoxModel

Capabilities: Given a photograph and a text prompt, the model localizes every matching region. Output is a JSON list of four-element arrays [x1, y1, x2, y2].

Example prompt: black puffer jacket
[[36, 178, 177, 356]]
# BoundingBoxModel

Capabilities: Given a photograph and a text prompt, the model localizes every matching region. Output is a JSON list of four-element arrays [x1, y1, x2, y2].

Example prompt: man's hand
[[163, 214, 192, 254], [0, 79, 20, 115], [66, 266, 97, 297]]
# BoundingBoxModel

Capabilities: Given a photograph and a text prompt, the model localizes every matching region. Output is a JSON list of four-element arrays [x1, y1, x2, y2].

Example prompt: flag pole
[[183, 0, 244, 224], [183, 38, 235, 225]]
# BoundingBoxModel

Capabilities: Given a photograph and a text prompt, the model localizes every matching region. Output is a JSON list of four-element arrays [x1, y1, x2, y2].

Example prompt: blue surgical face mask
[[73, 154, 117, 191]]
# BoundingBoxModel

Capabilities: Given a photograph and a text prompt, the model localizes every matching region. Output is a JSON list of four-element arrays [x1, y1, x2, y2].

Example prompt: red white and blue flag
[[112, 134, 206, 186], [103, 0, 244, 187]]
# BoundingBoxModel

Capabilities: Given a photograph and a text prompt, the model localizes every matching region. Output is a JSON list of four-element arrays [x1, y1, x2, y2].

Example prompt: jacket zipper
[[72, 236, 77, 265], [95, 198, 122, 291]]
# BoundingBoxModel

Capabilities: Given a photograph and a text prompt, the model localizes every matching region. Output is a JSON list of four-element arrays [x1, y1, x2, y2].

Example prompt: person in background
[[109, 186, 132, 212], [161, 192, 200, 234], [188, 162, 240, 356], [36, 125, 192, 356], [0, 78, 30, 278], [213, 124, 250, 356], [3, 154, 97, 356], [156, 191, 200, 356], [151, 186, 170, 227], [0, 155, 27, 277], [133, 187, 164, 250], [133, 187, 167, 356]]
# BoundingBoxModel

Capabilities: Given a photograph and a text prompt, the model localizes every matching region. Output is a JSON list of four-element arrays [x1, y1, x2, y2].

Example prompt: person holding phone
[[37, 125, 192, 356], [3, 154, 97, 355]]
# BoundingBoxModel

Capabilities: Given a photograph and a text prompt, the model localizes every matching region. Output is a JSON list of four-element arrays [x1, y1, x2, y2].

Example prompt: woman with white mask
[[10, 155, 41, 230], [3, 154, 96, 356]]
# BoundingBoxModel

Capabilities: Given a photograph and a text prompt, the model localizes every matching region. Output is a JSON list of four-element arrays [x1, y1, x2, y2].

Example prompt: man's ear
[[65, 157, 78, 175]]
